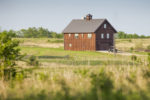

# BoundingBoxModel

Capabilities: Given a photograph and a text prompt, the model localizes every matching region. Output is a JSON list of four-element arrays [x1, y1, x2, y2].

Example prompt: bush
[[129, 39, 132, 42], [27, 55, 39, 66], [0, 32, 22, 80], [74, 69, 89, 77], [90, 68, 126, 100], [130, 47, 134, 52], [131, 55, 137, 61], [147, 45, 150, 50]]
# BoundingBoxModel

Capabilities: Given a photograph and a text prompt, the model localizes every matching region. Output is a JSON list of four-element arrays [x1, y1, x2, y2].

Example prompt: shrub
[[27, 55, 39, 66], [130, 47, 134, 52], [74, 69, 89, 77], [129, 39, 132, 42], [147, 45, 150, 50], [0, 32, 22, 80], [36, 72, 49, 81], [90, 68, 126, 100], [131, 55, 137, 61]]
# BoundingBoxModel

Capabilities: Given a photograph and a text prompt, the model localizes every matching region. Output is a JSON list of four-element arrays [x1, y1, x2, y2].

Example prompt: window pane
[[69, 34, 71, 37], [75, 33, 78, 38], [101, 33, 104, 39], [107, 33, 109, 39], [69, 43, 72, 47], [104, 24, 107, 28], [88, 33, 92, 38], [81, 34, 84, 38]]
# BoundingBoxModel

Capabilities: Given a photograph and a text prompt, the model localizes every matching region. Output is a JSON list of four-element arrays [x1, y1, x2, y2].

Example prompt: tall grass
[[0, 38, 150, 100]]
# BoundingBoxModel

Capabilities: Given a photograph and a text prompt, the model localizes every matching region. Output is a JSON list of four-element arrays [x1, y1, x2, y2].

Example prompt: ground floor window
[[69, 43, 72, 47], [107, 33, 110, 39], [101, 33, 104, 39]]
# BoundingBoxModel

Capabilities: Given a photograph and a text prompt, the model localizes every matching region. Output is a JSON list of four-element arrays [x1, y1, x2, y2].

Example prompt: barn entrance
[[96, 42, 110, 50]]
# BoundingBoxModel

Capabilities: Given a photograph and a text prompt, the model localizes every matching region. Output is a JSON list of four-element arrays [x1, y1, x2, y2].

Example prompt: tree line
[[117, 31, 150, 39], [0, 27, 150, 39], [0, 27, 63, 38]]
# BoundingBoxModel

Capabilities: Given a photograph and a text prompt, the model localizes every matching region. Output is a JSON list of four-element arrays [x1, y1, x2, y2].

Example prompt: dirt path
[[21, 42, 64, 48], [98, 51, 147, 56]]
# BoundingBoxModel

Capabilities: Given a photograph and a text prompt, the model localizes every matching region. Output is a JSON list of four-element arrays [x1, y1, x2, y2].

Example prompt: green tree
[[56, 33, 64, 38], [50, 31, 57, 38], [117, 31, 149, 39], [0, 32, 22, 80], [8, 30, 16, 37], [118, 31, 126, 39]]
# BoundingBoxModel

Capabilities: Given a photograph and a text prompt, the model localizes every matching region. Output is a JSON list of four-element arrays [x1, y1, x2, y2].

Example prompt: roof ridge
[[72, 19, 105, 20]]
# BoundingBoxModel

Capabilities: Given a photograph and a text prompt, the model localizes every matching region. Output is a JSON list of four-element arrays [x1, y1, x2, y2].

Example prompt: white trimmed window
[[69, 34, 71, 37], [88, 33, 92, 38], [69, 43, 72, 47], [75, 33, 78, 39], [81, 34, 84, 38], [107, 33, 110, 39], [104, 24, 107, 28], [101, 33, 104, 39]]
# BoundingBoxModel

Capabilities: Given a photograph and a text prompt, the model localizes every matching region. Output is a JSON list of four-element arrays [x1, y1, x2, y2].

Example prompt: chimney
[[85, 14, 92, 20]]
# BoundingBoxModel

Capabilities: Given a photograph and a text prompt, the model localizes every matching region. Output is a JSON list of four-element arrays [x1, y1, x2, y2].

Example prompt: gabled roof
[[63, 19, 106, 33]]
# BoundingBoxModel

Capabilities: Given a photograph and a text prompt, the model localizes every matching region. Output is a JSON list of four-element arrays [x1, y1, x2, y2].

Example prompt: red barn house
[[63, 14, 117, 51]]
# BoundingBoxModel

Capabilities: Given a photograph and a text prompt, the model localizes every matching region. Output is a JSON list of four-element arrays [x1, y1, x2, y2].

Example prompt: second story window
[[69, 34, 71, 37], [75, 33, 78, 39], [107, 33, 110, 39], [101, 33, 104, 39], [88, 33, 92, 38], [104, 24, 107, 29]]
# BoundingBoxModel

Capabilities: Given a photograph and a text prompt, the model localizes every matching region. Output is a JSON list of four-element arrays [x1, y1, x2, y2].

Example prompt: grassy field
[[0, 38, 150, 100], [116, 38, 150, 52]]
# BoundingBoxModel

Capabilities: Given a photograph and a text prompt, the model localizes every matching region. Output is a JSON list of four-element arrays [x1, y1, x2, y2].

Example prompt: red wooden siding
[[64, 33, 96, 51]]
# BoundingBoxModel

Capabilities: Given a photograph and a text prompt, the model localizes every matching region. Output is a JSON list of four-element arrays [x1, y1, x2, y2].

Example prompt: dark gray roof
[[63, 19, 106, 33]]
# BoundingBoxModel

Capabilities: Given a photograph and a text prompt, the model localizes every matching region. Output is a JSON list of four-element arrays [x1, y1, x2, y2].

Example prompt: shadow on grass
[[43, 59, 140, 66], [23, 55, 70, 59], [38, 55, 70, 59]]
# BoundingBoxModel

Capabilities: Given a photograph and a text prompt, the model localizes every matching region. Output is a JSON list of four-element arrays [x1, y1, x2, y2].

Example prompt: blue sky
[[0, 0, 150, 35]]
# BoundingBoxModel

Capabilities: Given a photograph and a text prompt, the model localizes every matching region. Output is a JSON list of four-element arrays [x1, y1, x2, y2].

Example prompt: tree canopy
[[1, 27, 149, 39], [1, 27, 63, 38], [117, 31, 150, 39]]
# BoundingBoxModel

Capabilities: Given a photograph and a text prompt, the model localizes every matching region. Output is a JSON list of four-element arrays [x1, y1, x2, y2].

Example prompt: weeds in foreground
[[2, 66, 150, 100], [27, 55, 39, 66]]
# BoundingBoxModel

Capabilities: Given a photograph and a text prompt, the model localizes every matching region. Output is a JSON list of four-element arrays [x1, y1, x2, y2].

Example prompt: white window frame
[[75, 33, 78, 39], [107, 33, 110, 39], [69, 43, 72, 47], [101, 33, 104, 39], [88, 33, 92, 38], [104, 24, 107, 29], [81, 34, 84, 38], [69, 34, 71, 37]]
